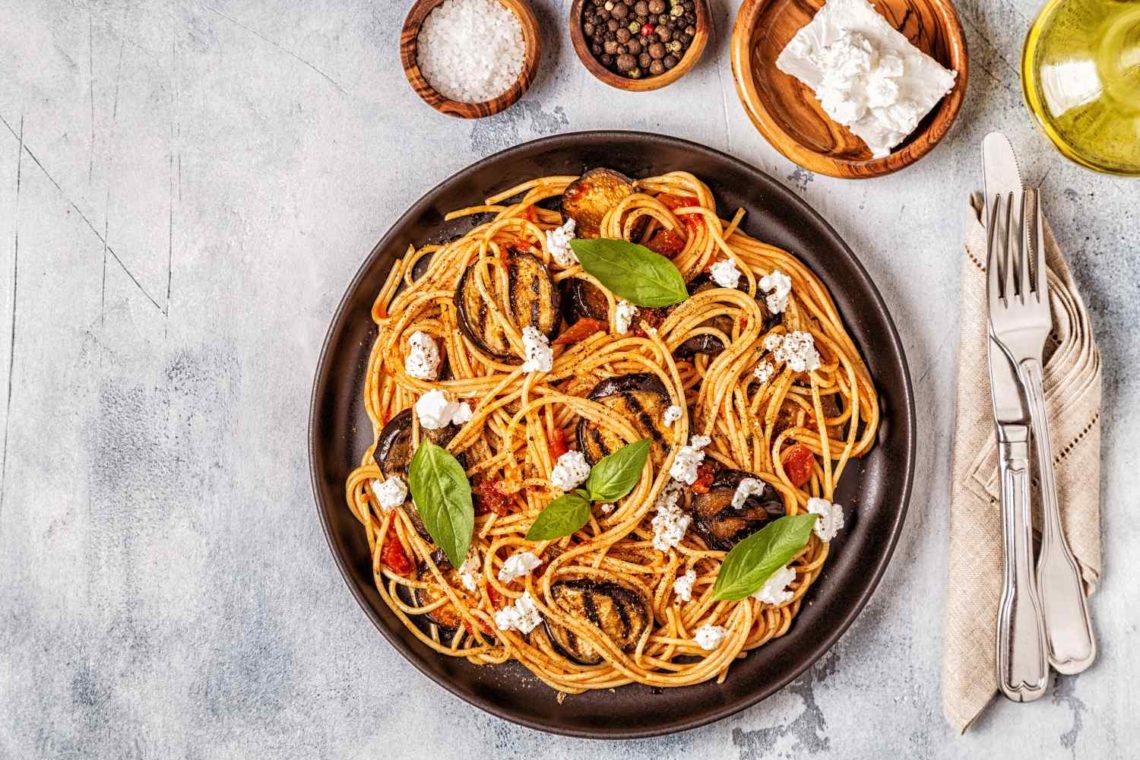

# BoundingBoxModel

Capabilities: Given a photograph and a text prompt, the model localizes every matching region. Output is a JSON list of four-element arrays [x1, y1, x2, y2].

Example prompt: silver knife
[[982, 132, 1051, 702]]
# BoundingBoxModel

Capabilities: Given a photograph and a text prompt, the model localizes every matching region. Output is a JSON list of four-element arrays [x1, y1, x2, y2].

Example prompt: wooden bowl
[[569, 0, 710, 92], [400, 0, 542, 118], [731, 0, 968, 178]]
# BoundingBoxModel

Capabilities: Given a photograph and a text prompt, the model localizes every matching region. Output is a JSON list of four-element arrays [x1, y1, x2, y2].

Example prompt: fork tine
[[1019, 190, 1033, 303], [1004, 192, 1019, 302], [1030, 188, 1047, 300], [987, 194, 1003, 302]]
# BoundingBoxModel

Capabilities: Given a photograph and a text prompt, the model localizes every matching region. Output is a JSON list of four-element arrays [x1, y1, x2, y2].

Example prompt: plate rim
[[308, 129, 916, 739]]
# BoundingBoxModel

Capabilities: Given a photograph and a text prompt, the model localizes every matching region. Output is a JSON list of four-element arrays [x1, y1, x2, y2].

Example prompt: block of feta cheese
[[776, 0, 956, 157]]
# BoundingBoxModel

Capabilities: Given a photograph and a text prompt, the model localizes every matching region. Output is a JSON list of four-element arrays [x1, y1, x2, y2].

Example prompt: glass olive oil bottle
[[1022, 0, 1140, 175]]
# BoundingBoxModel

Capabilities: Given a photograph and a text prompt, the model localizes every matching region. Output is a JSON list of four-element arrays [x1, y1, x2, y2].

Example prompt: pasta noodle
[[343, 170, 879, 693]]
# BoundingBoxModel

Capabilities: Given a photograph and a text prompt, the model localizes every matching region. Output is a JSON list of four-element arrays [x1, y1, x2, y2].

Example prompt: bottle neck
[[1097, 5, 1140, 110]]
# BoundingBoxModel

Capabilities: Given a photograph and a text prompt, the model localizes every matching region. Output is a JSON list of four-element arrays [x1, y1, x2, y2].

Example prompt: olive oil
[[1022, 0, 1140, 175]]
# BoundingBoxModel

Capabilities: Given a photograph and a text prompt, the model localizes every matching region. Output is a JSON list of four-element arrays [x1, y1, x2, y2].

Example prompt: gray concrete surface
[[0, 0, 1136, 757]]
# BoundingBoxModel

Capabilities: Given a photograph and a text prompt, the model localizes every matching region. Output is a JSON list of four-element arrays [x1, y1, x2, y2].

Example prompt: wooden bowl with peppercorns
[[570, 0, 709, 91]]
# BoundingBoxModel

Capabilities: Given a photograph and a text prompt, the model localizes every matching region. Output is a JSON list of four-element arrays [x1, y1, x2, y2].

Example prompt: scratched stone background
[[0, 0, 1136, 757]]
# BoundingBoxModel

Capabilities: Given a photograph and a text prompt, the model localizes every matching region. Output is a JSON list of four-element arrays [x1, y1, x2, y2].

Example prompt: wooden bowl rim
[[568, 0, 710, 92], [730, 0, 969, 178], [401, 0, 542, 119]]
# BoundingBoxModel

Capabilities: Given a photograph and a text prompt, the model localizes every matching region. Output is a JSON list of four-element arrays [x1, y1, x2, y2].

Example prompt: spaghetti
[[343, 170, 879, 693]]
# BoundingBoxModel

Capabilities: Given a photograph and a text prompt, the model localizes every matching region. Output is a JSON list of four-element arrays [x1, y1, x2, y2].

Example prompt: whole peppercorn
[[591, 43, 603, 55], [626, 39, 642, 55], [663, 54, 678, 68], [648, 0, 665, 12], [584, 22, 595, 36], [634, 0, 649, 13], [604, 39, 619, 54], [670, 4, 683, 17], [616, 53, 637, 71], [611, 2, 628, 19], [616, 27, 631, 42], [648, 41, 665, 59], [684, 24, 695, 36], [628, 21, 640, 33], [639, 52, 652, 68], [597, 8, 609, 19], [640, 22, 655, 36], [628, 68, 641, 78], [604, 0, 614, 8], [668, 39, 683, 53], [656, 25, 671, 41], [649, 59, 665, 75], [658, 13, 669, 24], [607, 18, 619, 31], [600, 53, 613, 65]]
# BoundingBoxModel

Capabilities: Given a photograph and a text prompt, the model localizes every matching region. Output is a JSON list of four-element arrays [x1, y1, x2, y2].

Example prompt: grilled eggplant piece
[[561, 168, 634, 238], [455, 251, 560, 362], [675, 274, 781, 360], [373, 409, 461, 540], [413, 573, 465, 630], [544, 576, 652, 665], [691, 469, 785, 551], [561, 277, 609, 325], [577, 373, 673, 467]]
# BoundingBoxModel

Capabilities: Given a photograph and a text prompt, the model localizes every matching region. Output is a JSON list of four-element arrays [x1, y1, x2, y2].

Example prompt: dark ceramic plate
[[309, 131, 915, 739]]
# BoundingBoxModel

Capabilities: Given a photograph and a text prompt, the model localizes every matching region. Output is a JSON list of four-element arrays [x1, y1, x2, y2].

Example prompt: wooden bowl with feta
[[401, 0, 542, 119], [730, 0, 967, 178]]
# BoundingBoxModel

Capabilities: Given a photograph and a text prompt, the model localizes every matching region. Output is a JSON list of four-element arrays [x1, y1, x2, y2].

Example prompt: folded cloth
[[942, 196, 1102, 733]]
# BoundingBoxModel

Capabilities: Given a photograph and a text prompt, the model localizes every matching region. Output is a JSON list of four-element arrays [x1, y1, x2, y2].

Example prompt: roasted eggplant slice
[[691, 469, 785, 551], [455, 251, 560, 362], [544, 576, 652, 665], [373, 409, 460, 540], [561, 277, 609, 325], [675, 274, 781, 360], [413, 573, 466, 630], [577, 373, 673, 467], [561, 168, 634, 238]]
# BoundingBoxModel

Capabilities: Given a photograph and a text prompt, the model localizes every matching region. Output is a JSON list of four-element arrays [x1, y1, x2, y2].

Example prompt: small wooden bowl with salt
[[401, 0, 541, 119]]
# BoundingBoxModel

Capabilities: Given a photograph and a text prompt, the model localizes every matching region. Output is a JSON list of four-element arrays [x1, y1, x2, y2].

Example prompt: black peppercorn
[[656, 26, 671, 42], [634, 0, 649, 14], [663, 54, 678, 69], [616, 53, 637, 72], [647, 42, 665, 59], [616, 27, 630, 42], [600, 53, 613, 65], [639, 52, 651, 68], [583, 22, 595, 36], [649, 59, 665, 76], [649, 0, 665, 13], [604, 39, 619, 54], [591, 43, 603, 55], [626, 39, 642, 55], [611, 3, 628, 19], [607, 18, 619, 31]]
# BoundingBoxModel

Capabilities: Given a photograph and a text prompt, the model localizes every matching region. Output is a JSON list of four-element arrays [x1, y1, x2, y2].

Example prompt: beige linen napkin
[[942, 196, 1102, 733]]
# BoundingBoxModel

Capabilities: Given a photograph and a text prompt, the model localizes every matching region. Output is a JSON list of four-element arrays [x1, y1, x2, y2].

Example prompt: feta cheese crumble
[[614, 299, 639, 335], [550, 450, 591, 491], [494, 591, 543, 634], [371, 476, 408, 511], [651, 481, 691, 552], [694, 625, 728, 651], [520, 326, 553, 373], [415, 390, 473, 430], [775, 0, 957, 157], [808, 497, 846, 541], [545, 218, 577, 266], [673, 569, 697, 602], [730, 477, 768, 509], [751, 565, 797, 606], [753, 359, 776, 384], [663, 404, 683, 427], [405, 331, 441, 381], [709, 258, 742, 289], [759, 270, 793, 315], [669, 434, 711, 485], [458, 551, 481, 591], [497, 551, 542, 582], [768, 331, 822, 373]]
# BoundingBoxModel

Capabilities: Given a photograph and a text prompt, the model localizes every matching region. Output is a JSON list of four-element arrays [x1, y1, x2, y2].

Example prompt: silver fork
[[988, 188, 1097, 675]]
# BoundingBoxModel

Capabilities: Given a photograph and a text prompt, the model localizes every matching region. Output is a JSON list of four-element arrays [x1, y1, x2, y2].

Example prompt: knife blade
[[982, 133, 1030, 426]]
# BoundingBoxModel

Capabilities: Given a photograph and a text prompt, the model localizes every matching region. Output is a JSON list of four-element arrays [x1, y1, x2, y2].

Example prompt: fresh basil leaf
[[407, 441, 474, 567], [584, 439, 651, 503], [569, 238, 688, 307], [526, 492, 592, 541], [712, 514, 817, 601]]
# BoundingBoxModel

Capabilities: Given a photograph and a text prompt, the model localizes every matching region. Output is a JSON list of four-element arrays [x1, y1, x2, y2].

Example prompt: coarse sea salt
[[416, 0, 525, 104]]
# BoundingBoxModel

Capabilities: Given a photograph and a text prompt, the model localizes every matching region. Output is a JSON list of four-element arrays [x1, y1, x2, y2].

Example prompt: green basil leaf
[[712, 514, 817, 601], [584, 439, 651, 503], [407, 440, 474, 567], [526, 492, 592, 541], [569, 238, 688, 307]]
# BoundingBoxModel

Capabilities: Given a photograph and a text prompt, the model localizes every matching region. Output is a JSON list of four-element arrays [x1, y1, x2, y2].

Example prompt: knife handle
[[1018, 358, 1097, 674], [995, 423, 1051, 702]]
